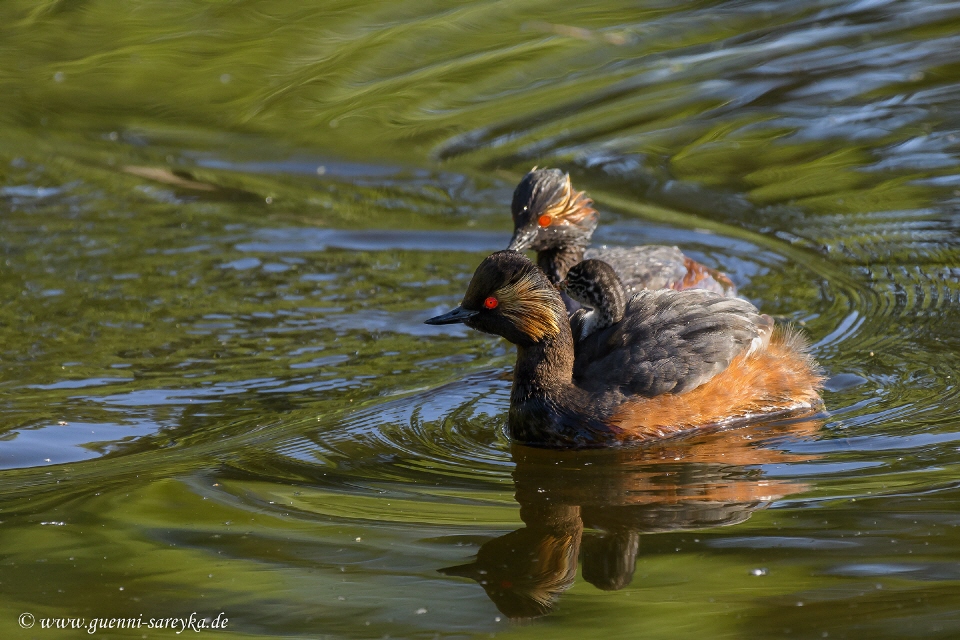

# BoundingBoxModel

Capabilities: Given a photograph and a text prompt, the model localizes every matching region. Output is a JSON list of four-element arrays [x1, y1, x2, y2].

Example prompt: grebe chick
[[426, 251, 822, 448], [506, 168, 737, 297], [559, 259, 627, 341]]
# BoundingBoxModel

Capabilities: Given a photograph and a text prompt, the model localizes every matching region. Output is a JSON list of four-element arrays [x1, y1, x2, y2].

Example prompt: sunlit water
[[2, 1, 960, 638]]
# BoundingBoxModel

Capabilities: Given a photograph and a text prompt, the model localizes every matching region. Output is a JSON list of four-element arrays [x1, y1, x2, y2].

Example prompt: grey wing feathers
[[573, 289, 771, 397], [584, 245, 687, 293]]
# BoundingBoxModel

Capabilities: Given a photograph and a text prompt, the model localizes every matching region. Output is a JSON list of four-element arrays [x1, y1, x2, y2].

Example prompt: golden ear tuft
[[496, 274, 563, 341], [540, 173, 596, 225]]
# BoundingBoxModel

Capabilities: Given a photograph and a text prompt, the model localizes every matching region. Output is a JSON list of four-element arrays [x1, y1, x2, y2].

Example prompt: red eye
[[538, 214, 552, 227], [483, 296, 498, 309]]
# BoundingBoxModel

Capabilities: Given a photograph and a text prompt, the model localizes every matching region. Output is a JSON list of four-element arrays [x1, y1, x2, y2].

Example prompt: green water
[[2, 1, 960, 638]]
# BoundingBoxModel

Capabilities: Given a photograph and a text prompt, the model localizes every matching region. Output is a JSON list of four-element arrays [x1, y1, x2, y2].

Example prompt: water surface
[[2, 1, 960, 638]]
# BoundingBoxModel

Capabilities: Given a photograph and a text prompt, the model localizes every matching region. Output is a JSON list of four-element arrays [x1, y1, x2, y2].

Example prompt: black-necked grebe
[[506, 168, 736, 298], [426, 251, 822, 448]]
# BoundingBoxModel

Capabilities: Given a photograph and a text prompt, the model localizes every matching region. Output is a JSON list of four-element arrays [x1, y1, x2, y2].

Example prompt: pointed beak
[[424, 306, 479, 325], [506, 227, 538, 252], [438, 562, 479, 579]]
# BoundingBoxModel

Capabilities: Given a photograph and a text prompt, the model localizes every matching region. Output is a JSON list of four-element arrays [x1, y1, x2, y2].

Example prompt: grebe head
[[560, 259, 627, 338], [506, 168, 598, 253], [425, 251, 567, 347]]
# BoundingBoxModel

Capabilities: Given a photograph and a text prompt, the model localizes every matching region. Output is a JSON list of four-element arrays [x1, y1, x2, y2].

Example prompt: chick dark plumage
[[561, 259, 628, 341]]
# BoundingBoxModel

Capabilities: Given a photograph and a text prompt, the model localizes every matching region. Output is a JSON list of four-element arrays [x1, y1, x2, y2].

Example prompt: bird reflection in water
[[440, 418, 821, 619]]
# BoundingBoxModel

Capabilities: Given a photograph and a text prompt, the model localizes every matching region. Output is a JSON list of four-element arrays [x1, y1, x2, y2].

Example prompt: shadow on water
[[441, 419, 821, 618]]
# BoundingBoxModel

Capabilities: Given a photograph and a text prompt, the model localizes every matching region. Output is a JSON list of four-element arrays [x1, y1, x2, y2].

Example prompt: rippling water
[[2, 0, 960, 637]]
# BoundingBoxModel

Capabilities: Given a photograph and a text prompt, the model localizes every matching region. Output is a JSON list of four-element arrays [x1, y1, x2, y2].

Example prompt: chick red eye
[[483, 296, 498, 309], [538, 214, 552, 227]]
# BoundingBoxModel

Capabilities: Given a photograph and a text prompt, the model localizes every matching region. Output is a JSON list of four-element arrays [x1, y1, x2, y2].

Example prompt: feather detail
[[498, 273, 565, 341], [574, 289, 770, 396], [609, 327, 824, 440]]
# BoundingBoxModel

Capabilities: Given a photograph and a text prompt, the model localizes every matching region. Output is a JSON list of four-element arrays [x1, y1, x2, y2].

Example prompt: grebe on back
[[506, 168, 737, 299]]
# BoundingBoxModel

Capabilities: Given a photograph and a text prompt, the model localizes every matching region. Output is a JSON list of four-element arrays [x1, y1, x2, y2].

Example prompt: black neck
[[506, 312, 622, 447], [509, 321, 587, 445], [512, 334, 574, 402], [537, 246, 584, 284]]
